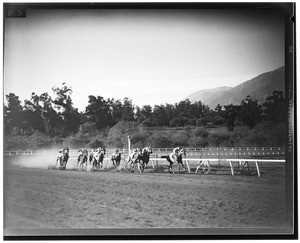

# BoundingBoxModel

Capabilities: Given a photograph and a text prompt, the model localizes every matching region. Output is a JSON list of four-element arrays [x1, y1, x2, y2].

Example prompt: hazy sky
[[4, 8, 285, 111]]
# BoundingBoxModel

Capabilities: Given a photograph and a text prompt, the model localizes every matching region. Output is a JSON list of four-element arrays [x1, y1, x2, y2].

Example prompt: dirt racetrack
[[4, 156, 287, 235]]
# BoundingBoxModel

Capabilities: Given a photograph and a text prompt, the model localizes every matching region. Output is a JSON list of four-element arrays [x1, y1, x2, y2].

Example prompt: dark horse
[[56, 147, 69, 170], [111, 149, 122, 167], [89, 147, 106, 169], [140, 147, 153, 171], [77, 149, 88, 169], [161, 147, 186, 173]]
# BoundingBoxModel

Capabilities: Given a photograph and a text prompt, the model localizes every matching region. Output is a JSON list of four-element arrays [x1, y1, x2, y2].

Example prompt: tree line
[[4, 83, 286, 138]]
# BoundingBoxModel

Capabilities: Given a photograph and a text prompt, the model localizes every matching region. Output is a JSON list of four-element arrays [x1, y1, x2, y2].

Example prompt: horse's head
[[145, 147, 153, 155], [63, 147, 69, 154]]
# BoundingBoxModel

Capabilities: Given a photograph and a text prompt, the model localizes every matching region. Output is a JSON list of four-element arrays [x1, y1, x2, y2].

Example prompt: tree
[[52, 83, 73, 112], [152, 105, 170, 126], [122, 98, 135, 121], [222, 104, 240, 131], [23, 92, 46, 133], [239, 96, 262, 129], [4, 93, 25, 134], [135, 105, 152, 124], [39, 92, 63, 135], [52, 83, 81, 135], [174, 99, 193, 118], [85, 95, 113, 130], [106, 121, 140, 148], [108, 98, 123, 125], [169, 116, 190, 127], [263, 91, 286, 123], [215, 104, 223, 113]]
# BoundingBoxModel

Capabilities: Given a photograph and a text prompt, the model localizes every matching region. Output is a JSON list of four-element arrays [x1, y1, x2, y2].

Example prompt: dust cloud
[[4, 154, 78, 170]]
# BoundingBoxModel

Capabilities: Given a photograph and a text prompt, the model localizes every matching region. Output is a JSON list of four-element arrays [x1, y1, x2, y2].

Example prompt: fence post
[[128, 136, 131, 157], [185, 160, 191, 173], [229, 161, 234, 176], [151, 160, 155, 169], [255, 161, 261, 177]]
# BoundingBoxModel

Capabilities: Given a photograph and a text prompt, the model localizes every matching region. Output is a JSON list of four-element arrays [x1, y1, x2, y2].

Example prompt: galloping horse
[[124, 148, 143, 173], [89, 147, 106, 170], [176, 147, 187, 172], [161, 147, 186, 173], [77, 149, 88, 169], [56, 147, 69, 170], [140, 147, 153, 171], [111, 149, 122, 167]]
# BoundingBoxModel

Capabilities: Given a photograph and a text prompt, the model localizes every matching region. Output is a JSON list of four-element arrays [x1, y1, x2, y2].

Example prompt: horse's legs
[[140, 162, 145, 172], [137, 163, 142, 173], [169, 163, 174, 173], [125, 158, 133, 170], [177, 162, 186, 172]]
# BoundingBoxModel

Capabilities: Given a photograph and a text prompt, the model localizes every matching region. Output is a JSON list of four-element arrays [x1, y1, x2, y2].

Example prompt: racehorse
[[238, 160, 250, 174], [89, 147, 106, 170], [161, 147, 186, 173], [139, 147, 153, 171], [77, 149, 88, 169], [56, 147, 69, 170], [176, 147, 187, 172], [111, 149, 122, 167], [124, 148, 143, 173]]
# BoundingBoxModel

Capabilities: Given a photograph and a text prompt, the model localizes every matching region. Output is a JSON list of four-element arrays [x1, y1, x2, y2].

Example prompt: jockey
[[58, 149, 63, 160], [131, 148, 141, 159], [112, 149, 119, 159], [169, 147, 179, 162]]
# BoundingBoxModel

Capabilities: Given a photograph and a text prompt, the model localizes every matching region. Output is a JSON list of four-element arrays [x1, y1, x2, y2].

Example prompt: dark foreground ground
[[3, 156, 289, 236]]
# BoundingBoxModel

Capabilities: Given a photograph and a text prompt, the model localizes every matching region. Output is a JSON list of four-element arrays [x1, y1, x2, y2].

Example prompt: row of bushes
[[4, 121, 286, 150]]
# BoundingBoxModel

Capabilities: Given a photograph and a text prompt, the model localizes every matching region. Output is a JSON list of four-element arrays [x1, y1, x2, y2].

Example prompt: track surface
[[4, 160, 287, 232]]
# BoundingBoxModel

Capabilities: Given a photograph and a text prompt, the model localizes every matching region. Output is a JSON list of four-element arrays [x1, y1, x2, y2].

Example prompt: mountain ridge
[[184, 66, 285, 108]]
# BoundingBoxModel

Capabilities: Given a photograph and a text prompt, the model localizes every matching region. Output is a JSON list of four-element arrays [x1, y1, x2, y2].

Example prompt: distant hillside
[[185, 66, 285, 109]]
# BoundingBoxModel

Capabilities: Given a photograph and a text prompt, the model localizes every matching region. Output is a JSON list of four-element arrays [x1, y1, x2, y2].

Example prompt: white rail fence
[[64, 156, 285, 178], [4, 147, 285, 177], [3, 147, 285, 157]]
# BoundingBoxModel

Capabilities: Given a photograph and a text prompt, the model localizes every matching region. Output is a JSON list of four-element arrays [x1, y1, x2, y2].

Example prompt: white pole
[[128, 136, 131, 157], [185, 160, 191, 173], [229, 161, 234, 176], [255, 161, 261, 177]]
